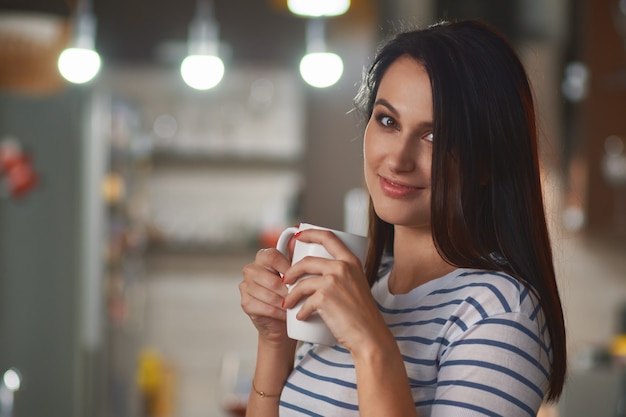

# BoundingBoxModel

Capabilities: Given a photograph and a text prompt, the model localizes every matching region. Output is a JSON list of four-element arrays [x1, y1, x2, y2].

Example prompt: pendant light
[[57, 0, 101, 84], [288, 0, 350, 17], [299, 18, 343, 88], [180, 0, 224, 90]]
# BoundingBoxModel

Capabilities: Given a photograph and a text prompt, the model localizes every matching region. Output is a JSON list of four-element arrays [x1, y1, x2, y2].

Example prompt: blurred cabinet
[[0, 89, 104, 417]]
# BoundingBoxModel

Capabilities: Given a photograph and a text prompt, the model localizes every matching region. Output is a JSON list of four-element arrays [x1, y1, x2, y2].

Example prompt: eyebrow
[[373, 98, 399, 116], [373, 98, 434, 130]]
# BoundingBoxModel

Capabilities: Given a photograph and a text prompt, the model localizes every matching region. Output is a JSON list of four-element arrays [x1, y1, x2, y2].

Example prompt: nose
[[386, 137, 417, 173]]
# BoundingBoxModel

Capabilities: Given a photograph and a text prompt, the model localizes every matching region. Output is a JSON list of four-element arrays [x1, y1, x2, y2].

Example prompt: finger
[[281, 256, 334, 285], [294, 229, 363, 264], [240, 280, 287, 321], [240, 277, 286, 307], [283, 274, 322, 310], [244, 296, 287, 322], [241, 261, 289, 323], [287, 235, 297, 259], [294, 295, 318, 322], [255, 247, 292, 276], [242, 262, 288, 296], [288, 278, 336, 322], [242, 249, 290, 290], [282, 256, 362, 289]]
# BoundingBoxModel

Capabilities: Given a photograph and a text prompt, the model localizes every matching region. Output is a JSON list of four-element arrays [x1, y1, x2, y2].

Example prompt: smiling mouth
[[388, 178, 415, 188], [379, 176, 422, 197]]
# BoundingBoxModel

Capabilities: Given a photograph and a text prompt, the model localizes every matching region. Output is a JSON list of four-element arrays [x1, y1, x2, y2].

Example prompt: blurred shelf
[[145, 240, 261, 257], [150, 149, 300, 170], [143, 246, 258, 276]]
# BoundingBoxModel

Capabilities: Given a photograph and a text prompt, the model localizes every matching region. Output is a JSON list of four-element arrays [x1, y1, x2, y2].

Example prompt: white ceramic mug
[[275, 223, 369, 345]]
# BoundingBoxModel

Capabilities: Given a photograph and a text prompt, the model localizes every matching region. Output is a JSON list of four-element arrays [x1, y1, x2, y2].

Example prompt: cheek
[[362, 120, 372, 153], [423, 156, 433, 182], [363, 143, 380, 183], [418, 145, 433, 180], [362, 134, 377, 192], [363, 122, 382, 165]]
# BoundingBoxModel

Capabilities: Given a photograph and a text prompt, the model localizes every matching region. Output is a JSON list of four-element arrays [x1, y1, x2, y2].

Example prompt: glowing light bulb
[[58, 47, 101, 84], [180, 54, 225, 90], [288, 0, 350, 16], [299, 52, 343, 88], [3, 368, 21, 392]]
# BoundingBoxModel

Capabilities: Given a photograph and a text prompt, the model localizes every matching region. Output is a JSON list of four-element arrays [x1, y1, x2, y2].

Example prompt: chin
[[373, 204, 431, 229]]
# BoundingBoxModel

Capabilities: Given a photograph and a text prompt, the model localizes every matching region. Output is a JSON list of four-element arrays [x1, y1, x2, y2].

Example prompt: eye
[[423, 132, 434, 142], [376, 114, 397, 129]]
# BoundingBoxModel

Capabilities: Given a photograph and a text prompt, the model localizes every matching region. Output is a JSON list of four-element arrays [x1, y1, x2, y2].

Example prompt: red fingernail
[[294, 231, 302, 239], [281, 299, 285, 308], [281, 275, 285, 283]]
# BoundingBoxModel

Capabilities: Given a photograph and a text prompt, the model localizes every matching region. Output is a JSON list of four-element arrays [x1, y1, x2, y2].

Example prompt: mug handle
[[275, 226, 299, 259]]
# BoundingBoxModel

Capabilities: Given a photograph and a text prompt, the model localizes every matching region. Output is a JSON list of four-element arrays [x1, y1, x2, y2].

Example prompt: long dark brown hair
[[354, 20, 566, 402]]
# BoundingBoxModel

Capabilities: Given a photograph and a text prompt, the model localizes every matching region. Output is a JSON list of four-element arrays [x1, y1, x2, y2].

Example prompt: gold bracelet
[[252, 380, 282, 398]]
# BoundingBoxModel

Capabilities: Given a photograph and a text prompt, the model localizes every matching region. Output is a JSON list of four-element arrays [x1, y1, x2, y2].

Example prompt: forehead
[[379, 55, 430, 91], [376, 56, 433, 117]]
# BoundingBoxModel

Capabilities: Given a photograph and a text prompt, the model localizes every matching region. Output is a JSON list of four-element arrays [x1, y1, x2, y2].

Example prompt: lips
[[378, 175, 422, 198]]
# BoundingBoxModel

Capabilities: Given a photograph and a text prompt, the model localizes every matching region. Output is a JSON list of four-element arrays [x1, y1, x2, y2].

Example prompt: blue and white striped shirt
[[279, 268, 552, 417]]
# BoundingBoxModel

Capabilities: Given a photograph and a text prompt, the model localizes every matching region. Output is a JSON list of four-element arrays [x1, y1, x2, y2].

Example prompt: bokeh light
[[58, 47, 101, 84], [299, 52, 343, 88], [180, 54, 225, 90]]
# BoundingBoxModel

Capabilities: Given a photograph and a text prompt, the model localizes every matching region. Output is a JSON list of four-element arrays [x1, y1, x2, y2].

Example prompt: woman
[[239, 19, 566, 417]]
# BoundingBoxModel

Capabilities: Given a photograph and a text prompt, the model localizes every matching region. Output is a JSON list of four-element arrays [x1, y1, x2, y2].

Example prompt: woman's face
[[364, 56, 434, 230]]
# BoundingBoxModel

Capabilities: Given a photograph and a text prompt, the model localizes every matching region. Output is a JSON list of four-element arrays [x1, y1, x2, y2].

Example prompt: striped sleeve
[[432, 311, 551, 417]]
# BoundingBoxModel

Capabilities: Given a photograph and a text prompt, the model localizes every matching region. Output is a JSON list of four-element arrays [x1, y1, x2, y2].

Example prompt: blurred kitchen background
[[1, 0, 626, 416]]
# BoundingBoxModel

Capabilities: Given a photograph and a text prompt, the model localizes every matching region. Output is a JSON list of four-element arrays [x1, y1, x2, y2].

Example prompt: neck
[[388, 226, 455, 294]]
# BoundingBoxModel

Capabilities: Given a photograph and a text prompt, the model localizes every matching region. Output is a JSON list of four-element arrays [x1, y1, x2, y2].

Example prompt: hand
[[240, 247, 292, 344], [282, 229, 389, 354]]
